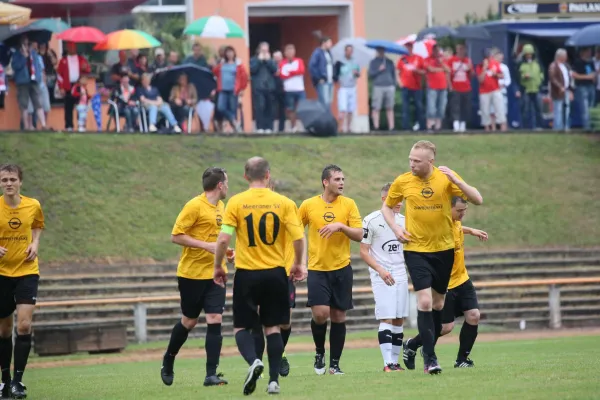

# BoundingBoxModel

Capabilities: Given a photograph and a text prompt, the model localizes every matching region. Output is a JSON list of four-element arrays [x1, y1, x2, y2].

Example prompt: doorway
[[248, 22, 282, 55]]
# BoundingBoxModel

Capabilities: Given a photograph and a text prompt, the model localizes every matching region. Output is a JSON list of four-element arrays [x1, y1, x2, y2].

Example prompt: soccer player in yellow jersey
[[213, 157, 305, 396], [404, 197, 487, 369], [161, 167, 233, 388], [381, 140, 483, 374], [0, 164, 45, 399], [299, 165, 363, 376]]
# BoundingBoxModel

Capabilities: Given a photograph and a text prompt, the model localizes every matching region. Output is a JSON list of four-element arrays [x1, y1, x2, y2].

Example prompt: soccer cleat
[[266, 381, 280, 395], [328, 365, 345, 375], [280, 354, 290, 377], [393, 363, 405, 371], [313, 353, 326, 375], [204, 373, 228, 386], [383, 364, 396, 372], [424, 359, 442, 375], [454, 359, 475, 368], [243, 359, 264, 396], [161, 353, 175, 386], [0, 382, 9, 399], [10, 381, 27, 399], [402, 339, 416, 370]]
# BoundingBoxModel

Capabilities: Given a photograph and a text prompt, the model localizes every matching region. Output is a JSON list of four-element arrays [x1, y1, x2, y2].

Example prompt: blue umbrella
[[152, 63, 216, 101], [566, 24, 600, 47], [28, 19, 70, 34], [0, 25, 52, 48], [365, 40, 408, 56]]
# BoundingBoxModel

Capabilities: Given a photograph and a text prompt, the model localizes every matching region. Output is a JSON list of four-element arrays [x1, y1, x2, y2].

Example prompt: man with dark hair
[[214, 157, 306, 396], [299, 164, 363, 375], [309, 37, 334, 108], [0, 164, 45, 399], [403, 196, 487, 369], [161, 167, 233, 388]]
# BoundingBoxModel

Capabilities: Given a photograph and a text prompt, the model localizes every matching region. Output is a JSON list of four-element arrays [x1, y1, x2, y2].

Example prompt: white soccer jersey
[[361, 210, 407, 281]]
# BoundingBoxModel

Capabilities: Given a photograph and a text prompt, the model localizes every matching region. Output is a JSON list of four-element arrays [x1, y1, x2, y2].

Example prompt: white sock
[[453, 120, 460, 132], [378, 322, 394, 366], [390, 325, 404, 364], [459, 121, 466, 132]]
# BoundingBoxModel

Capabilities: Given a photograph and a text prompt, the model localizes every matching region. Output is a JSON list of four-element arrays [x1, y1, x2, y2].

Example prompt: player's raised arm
[[438, 166, 483, 205], [462, 226, 488, 241]]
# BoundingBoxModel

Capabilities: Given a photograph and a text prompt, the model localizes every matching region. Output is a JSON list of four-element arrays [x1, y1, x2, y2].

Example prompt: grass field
[[1, 133, 599, 262], [26, 334, 600, 399]]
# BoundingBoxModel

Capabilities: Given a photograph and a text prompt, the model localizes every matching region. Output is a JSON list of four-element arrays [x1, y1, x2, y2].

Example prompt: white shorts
[[371, 278, 409, 320], [338, 87, 357, 113]]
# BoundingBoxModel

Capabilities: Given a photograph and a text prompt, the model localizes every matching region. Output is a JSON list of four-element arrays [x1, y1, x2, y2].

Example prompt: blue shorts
[[285, 91, 305, 111]]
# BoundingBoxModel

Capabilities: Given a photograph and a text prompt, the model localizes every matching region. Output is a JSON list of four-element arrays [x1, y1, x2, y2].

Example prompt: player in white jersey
[[359, 183, 408, 372]]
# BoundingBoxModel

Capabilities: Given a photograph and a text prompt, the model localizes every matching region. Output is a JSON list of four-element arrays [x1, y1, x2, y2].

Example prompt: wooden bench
[[34, 323, 127, 356]]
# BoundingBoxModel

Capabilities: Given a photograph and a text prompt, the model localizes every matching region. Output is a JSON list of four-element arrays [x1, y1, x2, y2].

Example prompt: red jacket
[[57, 55, 91, 91], [279, 57, 305, 78], [213, 62, 248, 95]]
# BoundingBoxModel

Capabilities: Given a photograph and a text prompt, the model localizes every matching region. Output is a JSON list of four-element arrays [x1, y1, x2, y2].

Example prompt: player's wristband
[[221, 225, 235, 235]]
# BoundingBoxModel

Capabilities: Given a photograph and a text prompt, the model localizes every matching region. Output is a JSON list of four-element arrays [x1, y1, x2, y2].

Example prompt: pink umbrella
[[57, 26, 106, 43], [396, 34, 436, 59]]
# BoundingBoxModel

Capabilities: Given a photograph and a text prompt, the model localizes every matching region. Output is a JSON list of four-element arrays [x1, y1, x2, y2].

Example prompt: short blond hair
[[412, 140, 436, 157]]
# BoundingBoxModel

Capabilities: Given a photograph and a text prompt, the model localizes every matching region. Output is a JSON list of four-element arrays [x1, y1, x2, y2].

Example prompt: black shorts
[[178, 277, 226, 319], [0, 274, 39, 319], [307, 264, 353, 311], [442, 279, 479, 324], [288, 280, 296, 309], [233, 267, 290, 329], [404, 249, 454, 294]]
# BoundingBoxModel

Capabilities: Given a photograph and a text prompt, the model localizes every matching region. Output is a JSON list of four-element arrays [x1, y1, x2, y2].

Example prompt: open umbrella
[[365, 40, 409, 56], [417, 26, 458, 40], [57, 26, 105, 43], [0, 3, 31, 25], [0, 25, 52, 48], [28, 18, 69, 33], [331, 37, 375, 68], [152, 64, 216, 101], [184, 16, 245, 39], [566, 24, 600, 47], [94, 29, 160, 51], [296, 99, 338, 137]]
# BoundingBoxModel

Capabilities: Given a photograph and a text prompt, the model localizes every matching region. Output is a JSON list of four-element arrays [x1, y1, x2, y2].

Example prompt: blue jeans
[[284, 91, 306, 111], [217, 90, 238, 123], [76, 104, 88, 127], [120, 106, 140, 130], [575, 85, 595, 130], [426, 89, 448, 120], [522, 92, 542, 129], [401, 88, 425, 130], [316, 82, 333, 107], [147, 103, 178, 127], [553, 99, 570, 131]]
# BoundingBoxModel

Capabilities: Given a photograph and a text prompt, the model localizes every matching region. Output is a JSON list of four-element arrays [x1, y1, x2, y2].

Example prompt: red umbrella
[[11, 0, 146, 19], [57, 26, 106, 43]]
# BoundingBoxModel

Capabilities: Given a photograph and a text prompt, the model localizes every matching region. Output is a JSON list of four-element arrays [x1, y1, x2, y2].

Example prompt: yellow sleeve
[[449, 170, 469, 198], [285, 200, 305, 242], [385, 178, 404, 208], [347, 200, 362, 229], [171, 202, 198, 235], [298, 200, 309, 227], [32, 201, 45, 229], [222, 197, 239, 228]]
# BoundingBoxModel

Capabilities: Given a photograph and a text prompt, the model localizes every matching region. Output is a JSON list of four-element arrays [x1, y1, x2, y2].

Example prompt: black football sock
[[457, 322, 479, 361], [391, 329, 404, 365], [409, 334, 423, 350], [166, 322, 190, 357], [252, 324, 265, 361], [329, 322, 346, 367], [417, 311, 435, 360], [281, 327, 292, 350], [311, 319, 327, 355], [13, 334, 31, 383], [377, 325, 393, 365], [266, 333, 284, 383], [235, 329, 257, 366], [205, 323, 222, 377], [432, 310, 443, 346], [0, 336, 12, 382]]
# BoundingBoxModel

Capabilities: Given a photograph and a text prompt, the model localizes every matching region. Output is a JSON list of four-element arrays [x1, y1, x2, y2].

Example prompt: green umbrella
[[184, 16, 245, 39], [29, 18, 70, 34]]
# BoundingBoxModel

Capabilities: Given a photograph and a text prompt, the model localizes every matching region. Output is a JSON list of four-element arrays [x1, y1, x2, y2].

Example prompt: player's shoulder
[[20, 195, 42, 208], [300, 195, 320, 208], [363, 209, 383, 225], [392, 172, 413, 185]]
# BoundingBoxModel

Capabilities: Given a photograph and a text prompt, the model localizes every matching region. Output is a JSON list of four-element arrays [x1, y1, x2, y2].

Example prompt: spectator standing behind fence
[[213, 46, 248, 133], [397, 41, 425, 131], [447, 43, 473, 132], [152, 48, 168, 73], [110, 74, 139, 132], [424, 45, 449, 132], [477, 52, 505, 132], [279, 44, 306, 133], [273, 50, 287, 133], [251, 42, 277, 133], [26, 41, 50, 129], [11, 35, 49, 131], [139, 73, 181, 133], [169, 73, 198, 133], [71, 75, 90, 132], [548, 49, 573, 131], [516, 44, 544, 130], [369, 47, 396, 131], [333, 44, 360, 133], [184, 42, 209, 68], [39, 43, 57, 103], [309, 37, 334, 108], [492, 51, 511, 130], [57, 42, 90, 131], [572, 47, 596, 132]]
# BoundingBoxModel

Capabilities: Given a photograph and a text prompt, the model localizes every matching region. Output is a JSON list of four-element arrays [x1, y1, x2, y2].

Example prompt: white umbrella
[[331, 37, 375, 68]]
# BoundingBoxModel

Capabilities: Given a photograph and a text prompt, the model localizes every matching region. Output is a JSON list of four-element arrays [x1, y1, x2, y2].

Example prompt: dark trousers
[[450, 91, 471, 122], [64, 90, 77, 129], [276, 91, 286, 132], [522, 92, 542, 129], [402, 88, 425, 130], [254, 90, 274, 130], [170, 103, 190, 126]]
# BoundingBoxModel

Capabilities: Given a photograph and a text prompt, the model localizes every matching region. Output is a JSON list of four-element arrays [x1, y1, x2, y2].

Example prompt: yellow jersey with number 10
[[448, 220, 469, 289]]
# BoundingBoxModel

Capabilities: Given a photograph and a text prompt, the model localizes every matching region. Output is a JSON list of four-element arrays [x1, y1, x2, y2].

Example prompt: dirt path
[[28, 328, 600, 370]]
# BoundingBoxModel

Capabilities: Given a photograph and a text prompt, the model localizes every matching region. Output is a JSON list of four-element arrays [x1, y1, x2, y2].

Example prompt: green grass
[[26, 335, 600, 399], [1, 133, 599, 262]]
